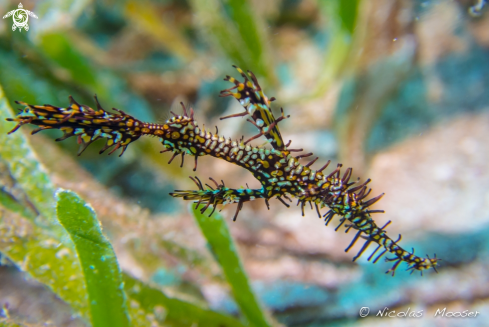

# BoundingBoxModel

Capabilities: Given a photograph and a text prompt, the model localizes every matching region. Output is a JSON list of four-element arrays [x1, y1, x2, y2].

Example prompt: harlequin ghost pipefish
[[6, 66, 439, 276]]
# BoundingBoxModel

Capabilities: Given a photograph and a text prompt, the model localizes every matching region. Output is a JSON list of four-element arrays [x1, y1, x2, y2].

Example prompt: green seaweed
[[0, 209, 89, 320], [0, 83, 90, 320], [124, 273, 246, 327], [0, 85, 59, 229], [189, 0, 272, 83], [191, 204, 272, 327], [56, 190, 131, 327]]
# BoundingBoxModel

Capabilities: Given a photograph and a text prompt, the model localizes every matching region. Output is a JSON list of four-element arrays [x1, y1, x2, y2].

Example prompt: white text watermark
[[359, 307, 480, 318]]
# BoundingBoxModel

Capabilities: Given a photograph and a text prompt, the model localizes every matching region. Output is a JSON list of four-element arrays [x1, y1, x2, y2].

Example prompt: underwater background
[[1, 0, 489, 326]]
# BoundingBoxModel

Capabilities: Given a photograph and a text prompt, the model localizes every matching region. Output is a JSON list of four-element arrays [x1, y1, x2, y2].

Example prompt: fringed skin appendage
[[6, 67, 440, 276], [220, 66, 288, 150], [170, 176, 267, 221]]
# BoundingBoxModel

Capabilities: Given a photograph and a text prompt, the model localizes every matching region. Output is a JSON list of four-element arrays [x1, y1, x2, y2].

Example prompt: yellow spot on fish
[[258, 160, 269, 168], [196, 136, 205, 143]]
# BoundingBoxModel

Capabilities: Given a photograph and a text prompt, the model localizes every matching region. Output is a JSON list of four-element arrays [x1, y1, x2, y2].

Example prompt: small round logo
[[2, 3, 38, 32], [359, 307, 370, 318]]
